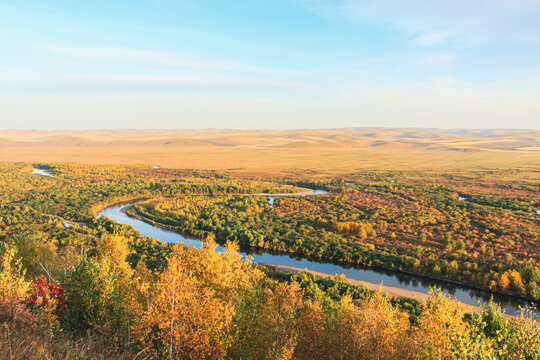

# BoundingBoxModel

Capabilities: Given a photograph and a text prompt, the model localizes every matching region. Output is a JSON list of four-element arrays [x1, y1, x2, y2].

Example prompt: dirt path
[[252, 188, 322, 197], [42, 213, 86, 227]]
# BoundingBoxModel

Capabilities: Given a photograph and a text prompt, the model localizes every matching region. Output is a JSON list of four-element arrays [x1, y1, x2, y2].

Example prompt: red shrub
[[28, 275, 66, 317]]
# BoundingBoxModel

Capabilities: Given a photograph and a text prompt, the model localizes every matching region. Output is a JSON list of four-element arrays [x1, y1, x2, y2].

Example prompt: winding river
[[29, 167, 537, 316], [98, 189, 538, 317]]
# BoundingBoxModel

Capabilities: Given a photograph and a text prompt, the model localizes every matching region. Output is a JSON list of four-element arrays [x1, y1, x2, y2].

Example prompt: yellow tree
[[0, 243, 31, 325], [321, 296, 366, 359], [503, 310, 540, 359], [293, 299, 326, 360], [297, 291, 409, 360], [134, 246, 230, 359], [96, 233, 142, 349], [412, 291, 470, 359], [96, 234, 133, 277], [0, 244, 29, 302], [229, 281, 304, 360], [354, 291, 410, 360], [191, 239, 263, 304]]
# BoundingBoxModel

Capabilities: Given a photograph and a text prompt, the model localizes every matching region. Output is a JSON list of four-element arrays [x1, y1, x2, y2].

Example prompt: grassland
[[1, 128, 539, 177]]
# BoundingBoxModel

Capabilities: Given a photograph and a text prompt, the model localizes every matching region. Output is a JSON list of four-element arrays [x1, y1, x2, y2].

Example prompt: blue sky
[[0, 0, 539, 129]]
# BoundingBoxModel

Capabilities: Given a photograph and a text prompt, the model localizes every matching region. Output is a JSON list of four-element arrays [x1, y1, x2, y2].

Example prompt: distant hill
[[1, 128, 538, 174], [1, 128, 539, 150]]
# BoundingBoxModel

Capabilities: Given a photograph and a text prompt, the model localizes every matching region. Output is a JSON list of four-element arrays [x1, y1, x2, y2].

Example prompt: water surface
[[267, 189, 328, 208], [32, 168, 54, 177]]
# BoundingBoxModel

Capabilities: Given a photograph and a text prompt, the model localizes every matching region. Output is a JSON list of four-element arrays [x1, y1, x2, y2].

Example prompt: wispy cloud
[[39, 44, 304, 76], [418, 52, 455, 66], [414, 32, 453, 46], [0, 67, 310, 94], [67, 73, 307, 90], [297, 0, 540, 45]]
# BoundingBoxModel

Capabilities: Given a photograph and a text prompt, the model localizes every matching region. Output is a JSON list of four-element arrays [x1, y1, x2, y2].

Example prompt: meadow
[[1, 128, 539, 176]]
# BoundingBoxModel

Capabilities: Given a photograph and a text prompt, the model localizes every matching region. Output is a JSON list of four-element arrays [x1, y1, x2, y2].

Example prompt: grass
[[0, 323, 129, 360], [0, 128, 539, 177]]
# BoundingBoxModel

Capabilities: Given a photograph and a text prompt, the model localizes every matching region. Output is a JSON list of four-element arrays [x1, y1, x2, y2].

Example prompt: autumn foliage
[[0, 162, 539, 359]]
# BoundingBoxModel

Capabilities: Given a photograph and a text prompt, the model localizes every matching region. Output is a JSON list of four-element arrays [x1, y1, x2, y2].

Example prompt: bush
[[62, 259, 126, 342]]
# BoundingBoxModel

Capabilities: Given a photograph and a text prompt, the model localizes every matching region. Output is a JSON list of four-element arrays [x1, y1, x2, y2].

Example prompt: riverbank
[[122, 198, 493, 317], [128, 202, 537, 304], [97, 193, 538, 317], [260, 263, 525, 321], [93, 186, 322, 216], [99, 199, 528, 315]]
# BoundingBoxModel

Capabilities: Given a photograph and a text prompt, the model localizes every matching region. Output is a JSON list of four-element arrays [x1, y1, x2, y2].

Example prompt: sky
[[0, 0, 539, 130]]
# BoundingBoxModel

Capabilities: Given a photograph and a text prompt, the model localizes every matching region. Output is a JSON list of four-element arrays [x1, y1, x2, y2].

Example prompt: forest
[[0, 162, 539, 359], [136, 179, 540, 301]]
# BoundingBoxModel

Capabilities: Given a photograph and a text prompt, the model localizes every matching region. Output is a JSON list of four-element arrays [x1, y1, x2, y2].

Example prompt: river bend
[[98, 190, 538, 317]]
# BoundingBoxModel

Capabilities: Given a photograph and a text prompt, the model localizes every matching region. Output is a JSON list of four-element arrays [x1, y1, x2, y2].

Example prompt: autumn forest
[[0, 157, 539, 359]]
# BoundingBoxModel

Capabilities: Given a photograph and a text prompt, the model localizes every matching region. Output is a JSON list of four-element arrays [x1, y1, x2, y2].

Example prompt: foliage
[[0, 162, 539, 358], [138, 179, 540, 300], [28, 275, 66, 333], [62, 258, 127, 340]]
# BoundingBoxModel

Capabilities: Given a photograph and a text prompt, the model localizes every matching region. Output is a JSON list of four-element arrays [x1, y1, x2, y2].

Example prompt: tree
[[62, 258, 127, 343], [498, 272, 511, 290], [294, 299, 326, 360], [411, 290, 469, 359], [502, 309, 540, 359], [353, 291, 409, 359], [28, 275, 66, 333], [230, 281, 303, 360], [0, 243, 32, 325], [0, 243, 29, 302], [134, 246, 231, 359]]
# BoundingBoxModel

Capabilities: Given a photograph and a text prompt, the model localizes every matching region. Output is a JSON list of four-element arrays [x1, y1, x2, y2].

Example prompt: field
[[1, 128, 539, 176]]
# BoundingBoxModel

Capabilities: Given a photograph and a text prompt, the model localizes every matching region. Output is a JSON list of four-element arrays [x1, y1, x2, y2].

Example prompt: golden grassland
[[1, 128, 539, 177]]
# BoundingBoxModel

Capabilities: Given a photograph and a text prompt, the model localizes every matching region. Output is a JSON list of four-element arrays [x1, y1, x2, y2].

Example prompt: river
[[32, 168, 54, 177], [98, 191, 538, 317], [31, 167, 537, 315]]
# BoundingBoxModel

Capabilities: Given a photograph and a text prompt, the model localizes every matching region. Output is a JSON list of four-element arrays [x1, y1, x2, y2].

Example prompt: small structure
[[153, 165, 160, 169]]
